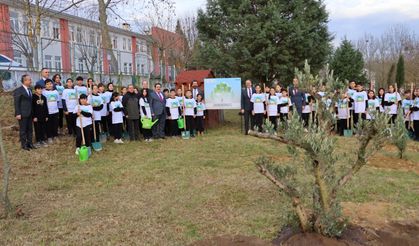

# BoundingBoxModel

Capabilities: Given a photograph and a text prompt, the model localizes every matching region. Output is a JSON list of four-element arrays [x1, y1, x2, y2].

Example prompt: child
[[98, 83, 110, 136], [62, 78, 78, 136], [32, 84, 49, 147], [278, 89, 292, 123], [377, 88, 385, 113], [366, 90, 380, 120], [302, 92, 314, 127], [250, 85, 266, 132], [53, 74, 65, 135], [352, 84, 368, 126], [410, 88, 419, 141], [165, 89, 182, 137], [89, 85, 104, 143], [139, 88, 153, 141], [383, 84, 402, 123], [176, 88, 184, 107], [267, 88, 280, 131], [43, 79, 60, 144], [110, 92, 124, 144], [183, 90, 197, 137], [275, 84, 283, 98], [73, 94, 93, 155], [105, 83, 114, 136], [402, 90, 413, 132], [74, 76, 87, 98], [335, 93, 352, 136], [196, 94, 207, 135]]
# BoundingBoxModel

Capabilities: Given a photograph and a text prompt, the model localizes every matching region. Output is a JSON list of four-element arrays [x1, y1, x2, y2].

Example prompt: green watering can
[[177, 118, 185, 129], [141, 117, 158, 129], [79, 146, 89, 161]]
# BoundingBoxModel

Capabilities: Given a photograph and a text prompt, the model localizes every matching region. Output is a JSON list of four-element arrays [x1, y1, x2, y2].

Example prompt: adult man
[[150, 83, 166, 139], [35, 68, 49, 88], [142, 80, 151, 94], [191, 80, 204, 100], [289, 78, 305, 116], [14, 74, 35, 150], [122, 85, 140, 141], [241, 79, 255, 134]]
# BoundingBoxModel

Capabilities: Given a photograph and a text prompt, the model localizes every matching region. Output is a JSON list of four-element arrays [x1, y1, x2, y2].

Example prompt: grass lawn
[[0, 95, 418, 245]]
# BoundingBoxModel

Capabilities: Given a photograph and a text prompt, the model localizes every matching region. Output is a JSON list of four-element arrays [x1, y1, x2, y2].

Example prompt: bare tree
[[179, 14, 198, 69]]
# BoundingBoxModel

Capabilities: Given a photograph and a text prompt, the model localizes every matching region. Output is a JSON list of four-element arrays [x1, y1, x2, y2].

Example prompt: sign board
[[204, 78, 241, 109]]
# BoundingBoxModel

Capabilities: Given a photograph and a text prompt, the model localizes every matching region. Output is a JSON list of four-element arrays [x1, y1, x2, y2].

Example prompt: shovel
[[343, 101, 353, 137], [181, 85, 190, 139], [98, 124, 107, 143], [78, 110, 89, 162], [92, 121, 102, 151]]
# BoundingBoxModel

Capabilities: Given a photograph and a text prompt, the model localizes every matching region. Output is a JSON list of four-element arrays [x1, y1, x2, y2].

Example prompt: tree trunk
[[0, 122, 12, 217], [98, 0, 118, 74]]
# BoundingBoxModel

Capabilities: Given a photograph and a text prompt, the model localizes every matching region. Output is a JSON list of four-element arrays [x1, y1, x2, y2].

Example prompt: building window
[[141, 64, 145, 75], [97, 34, 101, 47], [42, 20, 50, 38], [122, 38, 127, 50], [14, 50, 22, 64], [89, 31, 95, 46], [10, 11, 19, 32], [76, 27, 82, 43], [78, 60, 84, 72], [44, 55, 52, 68], [136, 42, 140, 52], [128, 63, 132, 74], [123, 63, 128, 74], [128, 39, 132, 51], [113, 37, 118, 49], [70, 26, 75, 42], [52, 22, 60, 39], [55, 56, 61, 71]]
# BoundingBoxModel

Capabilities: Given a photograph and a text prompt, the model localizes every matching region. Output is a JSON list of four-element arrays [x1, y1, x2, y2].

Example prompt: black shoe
[[22, 146, 31, 151], [27, 143, 37, 149]]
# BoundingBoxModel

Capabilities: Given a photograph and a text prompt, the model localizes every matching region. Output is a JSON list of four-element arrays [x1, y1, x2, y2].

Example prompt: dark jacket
[[288, 86, 305, 114], [14, 86, 33, 118], [149, 91, 166, 116], [241, 87, 256, 111], [122, 92, 140, 119], [35, 78, 47, 88], [32, 94, 49, 121]]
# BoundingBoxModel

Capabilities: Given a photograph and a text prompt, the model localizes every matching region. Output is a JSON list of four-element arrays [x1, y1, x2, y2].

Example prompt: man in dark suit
[[14, 74, 35, 150], [35, 68, 49, 88], [288, 78, 305, 116], [241, 79, 256, 134], [191, 80, 204, 100], [150, 83, 166, 139]]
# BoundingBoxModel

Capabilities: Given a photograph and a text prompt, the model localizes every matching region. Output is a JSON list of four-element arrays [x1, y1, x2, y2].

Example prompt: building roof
[[175, 70, 215, 84]]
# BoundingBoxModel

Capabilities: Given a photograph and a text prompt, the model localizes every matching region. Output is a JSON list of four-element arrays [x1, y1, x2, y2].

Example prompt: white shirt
[[56, 85, 64, 108], [347, 88, 356, 109], [74, 85, 88, 98], [42, 90, 59, 114], [197, 101, 206, 117], [366, 99, 379, 120], [402, 99, 412, 121], [110, 101, 124, 124], [267, 95, 280, 116], [176, 96, 184, 107], [279, 97, 292, 114], [384, 92, 401, 115], [336, 99, 350, 119], [73, 105, 93, 128], [89, 94, 104, 121], [353, 91, 368, 113], [62, 88, 78, 113], [166, 98, 180, 120], [139, 97, 152, 118], [302, 93, 312, 114], [250, 93, 265, 114], [411, 97, 419, 121], [184, 98, 197, 116]]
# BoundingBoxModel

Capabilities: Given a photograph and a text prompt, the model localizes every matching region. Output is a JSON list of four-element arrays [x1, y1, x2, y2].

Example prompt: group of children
[[30, 75, 208, 155], [248, 81, 419, 141]]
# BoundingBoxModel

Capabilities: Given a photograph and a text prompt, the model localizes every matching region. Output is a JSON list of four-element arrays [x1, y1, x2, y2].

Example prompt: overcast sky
[[171, 0, 419, 45]]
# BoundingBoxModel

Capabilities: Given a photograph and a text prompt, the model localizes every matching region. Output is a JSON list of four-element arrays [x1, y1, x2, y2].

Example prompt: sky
[[171, 0, 419, 45]]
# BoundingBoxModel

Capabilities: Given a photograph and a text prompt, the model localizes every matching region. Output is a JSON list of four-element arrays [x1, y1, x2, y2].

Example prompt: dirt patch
[[369, 152, 419, 174], [342, 202, 392, 227], [190, 235, 273, 246]]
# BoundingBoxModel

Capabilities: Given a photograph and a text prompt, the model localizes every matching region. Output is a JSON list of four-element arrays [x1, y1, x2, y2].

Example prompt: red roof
[[175, 70, 215, 85]]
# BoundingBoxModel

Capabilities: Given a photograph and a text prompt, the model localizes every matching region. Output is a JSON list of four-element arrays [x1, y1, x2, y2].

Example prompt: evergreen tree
[[196, 0, 332, 84], [396, 55, 405, 87], [330, 39, 366, 83], [387, 63, 396, 85]]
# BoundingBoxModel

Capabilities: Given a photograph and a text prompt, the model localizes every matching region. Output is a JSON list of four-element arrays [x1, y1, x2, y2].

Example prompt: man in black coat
[[288, 78, 305, 116], [241, 79, 256, 134], [14, 74, 35, 150], [191, 80, 204, 100], [150, 83, 167, 139]]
